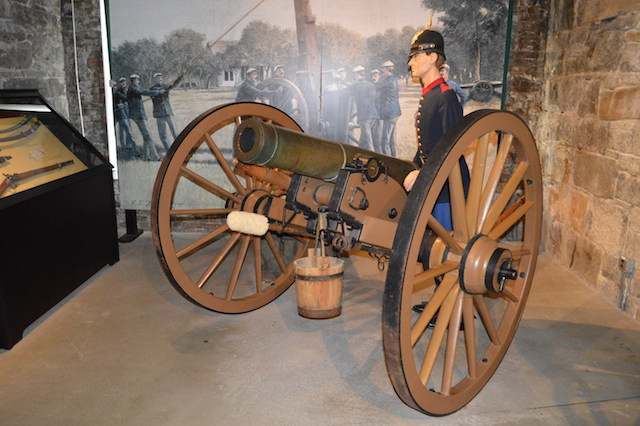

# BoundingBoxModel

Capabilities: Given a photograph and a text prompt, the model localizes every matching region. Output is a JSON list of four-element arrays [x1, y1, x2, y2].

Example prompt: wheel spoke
[[197, 232, 241, 288], [487, 201, 533, 240], [476, 133, 513, 229], [170, 208, 232, 216], [412, 261, 459, 294], [411, 274, 458, 346], [265, 233, 288, 273], [418, 286, 460, 386], [225, 235, 251, 300], [428, 215, 464, 255], [442, 290, 464, 395], [466, 133, 490, 235], [180, 166, 243, 205], [473, 295, 501, 345], [494, 195, 526, 228], [462, 294, 477, 378], [481, 161, 529, 234], [204, 133, 246, 195], [510, 249, 531, 261], [176, 224, 229, 260], [501, 287, 519, 303], [448, 161, 469, 241], [253, 236, 263, 295]]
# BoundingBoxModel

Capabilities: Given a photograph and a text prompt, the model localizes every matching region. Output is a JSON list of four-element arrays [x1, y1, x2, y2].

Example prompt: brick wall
[[509, 0, 640, 319]]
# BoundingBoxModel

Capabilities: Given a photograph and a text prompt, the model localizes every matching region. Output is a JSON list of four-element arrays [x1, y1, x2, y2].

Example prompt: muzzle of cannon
[[150, 102, 543, 416], [233, 117, 416, 184]]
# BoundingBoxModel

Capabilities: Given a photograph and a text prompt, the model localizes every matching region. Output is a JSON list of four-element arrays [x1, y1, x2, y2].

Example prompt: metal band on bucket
[[295, 272, 344, 281]]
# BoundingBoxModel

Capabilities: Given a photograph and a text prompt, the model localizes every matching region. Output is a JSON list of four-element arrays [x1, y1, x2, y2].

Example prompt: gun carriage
[[151, 102, 542, 415]]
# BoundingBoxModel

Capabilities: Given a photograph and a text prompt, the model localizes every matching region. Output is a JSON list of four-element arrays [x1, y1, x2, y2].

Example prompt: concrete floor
[[1, 233, 639, 425]]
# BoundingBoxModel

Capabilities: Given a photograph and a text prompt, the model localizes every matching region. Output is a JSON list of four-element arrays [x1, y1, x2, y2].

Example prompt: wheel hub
[[459, 234, 516, 294], [418, 231, 448, 271]]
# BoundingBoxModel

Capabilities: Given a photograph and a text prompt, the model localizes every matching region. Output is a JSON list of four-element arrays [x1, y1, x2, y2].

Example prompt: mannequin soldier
[[404, 29, 470, 231]]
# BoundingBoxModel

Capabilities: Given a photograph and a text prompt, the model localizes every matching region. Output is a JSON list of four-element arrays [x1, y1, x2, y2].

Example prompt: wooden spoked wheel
[[151, 103, 310, 313], [383, 110, 542, 415]]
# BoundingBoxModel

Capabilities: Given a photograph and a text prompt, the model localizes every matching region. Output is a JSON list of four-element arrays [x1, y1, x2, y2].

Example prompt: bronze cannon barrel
[[233, 118, 417, 184]]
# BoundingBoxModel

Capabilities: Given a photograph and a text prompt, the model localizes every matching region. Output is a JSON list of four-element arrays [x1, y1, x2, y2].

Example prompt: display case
[[0, 89, 119, 349]]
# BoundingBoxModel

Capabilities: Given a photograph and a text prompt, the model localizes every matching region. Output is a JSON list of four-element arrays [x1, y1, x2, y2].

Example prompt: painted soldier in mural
[[370, 69, 383, 153], [127, 74, 161, 161], [440, 63, 468, 107], [404, 28, 470, 232], [321, 70, 350, 142], [113, 77, 141, 159], [235, 68, 272, 102], [273, 64, 285, 79], [347, 65, 378, 151], [149, 72, 183, 151], [378, 60, 401, 157]]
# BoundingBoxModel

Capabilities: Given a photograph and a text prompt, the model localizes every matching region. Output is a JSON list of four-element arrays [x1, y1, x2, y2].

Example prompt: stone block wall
[[61, 0, 109, 158], [537, 1, 640, 318], [0, 0, 109, 157]]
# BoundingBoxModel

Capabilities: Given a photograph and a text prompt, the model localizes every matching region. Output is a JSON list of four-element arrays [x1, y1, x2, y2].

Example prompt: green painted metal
[[234, 118, 417, 184]]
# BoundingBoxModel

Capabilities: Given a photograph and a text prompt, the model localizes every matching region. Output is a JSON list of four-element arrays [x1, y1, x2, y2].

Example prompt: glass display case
[[0, 90, 119, 349], [0, 91, 107, 201]]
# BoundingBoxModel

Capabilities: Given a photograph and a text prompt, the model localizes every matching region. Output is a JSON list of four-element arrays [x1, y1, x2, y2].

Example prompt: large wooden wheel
[[383, 110, 542, 415], [151, 103, 310, 313]]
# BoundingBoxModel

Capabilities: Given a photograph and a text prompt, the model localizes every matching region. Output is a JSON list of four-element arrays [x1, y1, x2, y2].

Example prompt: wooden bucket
[[294, 250, 344, 319]]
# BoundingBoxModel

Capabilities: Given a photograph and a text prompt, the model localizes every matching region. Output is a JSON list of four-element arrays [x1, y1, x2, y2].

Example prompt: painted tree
[[162, 29, 208, 86], [226, 20, 297, 76], [111, 38, 164, 86], [421, 0, 509, 81], [367, 26, 421, 77], [317, 23, 367, 73]]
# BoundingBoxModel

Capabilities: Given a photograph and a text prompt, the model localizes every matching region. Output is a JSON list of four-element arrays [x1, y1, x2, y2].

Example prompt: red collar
[[422, 77, 446, 95]]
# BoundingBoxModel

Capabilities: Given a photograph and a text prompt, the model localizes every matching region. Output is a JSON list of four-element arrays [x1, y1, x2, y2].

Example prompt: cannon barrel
[[233, 118, 416, 184]]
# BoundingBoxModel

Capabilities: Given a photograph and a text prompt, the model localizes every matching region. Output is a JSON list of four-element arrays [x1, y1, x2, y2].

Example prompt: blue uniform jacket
[[235, 78, 270, 102], [414, 77, 469, 203], [378, 74, 401, 119], [348, 79, 378, 122], [150, 75, 182, 118], [114, 88, 129, 120], [127, 85, 160, 120]]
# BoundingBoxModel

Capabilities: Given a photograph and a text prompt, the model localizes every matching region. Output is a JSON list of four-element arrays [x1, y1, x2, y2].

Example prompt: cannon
[[151, 102, 542, 416]]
